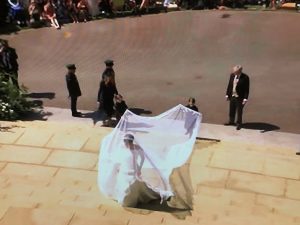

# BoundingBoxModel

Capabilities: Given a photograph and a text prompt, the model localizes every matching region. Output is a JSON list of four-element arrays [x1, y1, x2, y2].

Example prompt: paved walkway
[[1, 10, 300, 133], [0, 107, 300, 225]]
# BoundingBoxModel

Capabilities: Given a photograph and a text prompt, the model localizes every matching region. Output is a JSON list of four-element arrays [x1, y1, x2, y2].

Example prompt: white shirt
[[232, 75, 239, 97]]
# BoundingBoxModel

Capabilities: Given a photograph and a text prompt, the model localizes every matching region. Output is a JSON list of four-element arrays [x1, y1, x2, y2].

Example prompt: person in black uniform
[[65, 64, 82, 117], [185, 97, 199, 112], [225, 65, 250, 130], [98, 73, 118, 126], [0, 40, 19, 88]]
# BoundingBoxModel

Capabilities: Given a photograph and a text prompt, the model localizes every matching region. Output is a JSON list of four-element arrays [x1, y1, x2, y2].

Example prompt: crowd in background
[[3, 0, 91, 29], [2, 0, 291, 30]]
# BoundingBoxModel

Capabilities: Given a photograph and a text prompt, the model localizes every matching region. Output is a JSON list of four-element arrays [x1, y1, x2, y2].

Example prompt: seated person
[[98, 0, 114, 17], [114, 94, 128, 121], [28, 0, 42, 25], [65, 0, 79, 23], [8, 0, 28, 26], [77, 0, 90, 22], [43, 0, 60, 29], [185, 97, 198, 112], [52, 0, 69, 23]]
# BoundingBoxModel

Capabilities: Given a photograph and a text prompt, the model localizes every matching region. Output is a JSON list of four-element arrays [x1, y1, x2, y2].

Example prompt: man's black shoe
[[224, 122, 235, 126], [236, 124, 242, 130], [72, 113, 82, 117]]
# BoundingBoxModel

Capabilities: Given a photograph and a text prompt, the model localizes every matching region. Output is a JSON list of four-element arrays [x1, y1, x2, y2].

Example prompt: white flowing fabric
[[98, 104, 202, 207]]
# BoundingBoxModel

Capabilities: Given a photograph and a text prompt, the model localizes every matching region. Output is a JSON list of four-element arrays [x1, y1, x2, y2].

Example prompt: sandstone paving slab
[[0, 207, 74, 225], [16, 128, 53, 147], [1, 182, 35, 196], [220, 141, 295, 157], [0, 162, 6, 171], [28, 186, 78, 207], [256, 194, 300, 218], [81, 135, 102, 153], [5, 176, 50, 188], [60, 197, 102, 209], [209, 148, 265, 174], [227, 171, 286, 196], [0, 206, 8, 221], [62, 208, 109, 225], [252, 205, 300, 225], [118, 211, 166, 225], [162, 211, 199, 224], [0, 128, 24, 145], [45, 150, 97, 169], [69, 215, 127, 225], [189, 148, 214, 167], [286, 179, 300, 200], [195, 186, 256, 208], [0, 145, 50, 164], [263, 156, 300, 180], [50, 178, 92, 191], [53, 168, 98, 184], [0, 175, 8, 188], [0, 163, 58, 180], [191, 166, 229, 190], [46, 132, 90, 151], [92, 163, 98, 171], [193, 140, 219, 151]]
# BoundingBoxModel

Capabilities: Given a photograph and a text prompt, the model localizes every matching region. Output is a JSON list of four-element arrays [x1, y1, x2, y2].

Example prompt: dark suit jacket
[[66, 72, 82, 97], [226, 72, 250, 100]]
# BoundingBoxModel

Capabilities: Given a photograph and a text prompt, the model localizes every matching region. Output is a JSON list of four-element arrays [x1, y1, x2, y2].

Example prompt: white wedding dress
[[98, 104, 202, 207]]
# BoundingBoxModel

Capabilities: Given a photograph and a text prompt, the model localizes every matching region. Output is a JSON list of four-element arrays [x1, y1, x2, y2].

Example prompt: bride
[[115, 133, 170, 207], [98, 105, 202, 210]]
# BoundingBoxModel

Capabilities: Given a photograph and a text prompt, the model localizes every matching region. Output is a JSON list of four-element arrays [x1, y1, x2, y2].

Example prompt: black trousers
[[70, 96, 78, 114], [229, 96, 244, 125]]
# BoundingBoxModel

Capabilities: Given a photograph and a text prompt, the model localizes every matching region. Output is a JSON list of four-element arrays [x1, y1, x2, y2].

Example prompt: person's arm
[[242, 75, 250, 105], [226, 74, 233, 100], [136, 149, 145, 176], [65, 75, 72, 97]]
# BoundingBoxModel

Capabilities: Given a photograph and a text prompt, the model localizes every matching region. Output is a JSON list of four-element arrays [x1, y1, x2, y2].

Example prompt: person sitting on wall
[[28, 0, 43, 26], [98, 0, 114, 17], [8, 0, 28, 26], [77, 0, 90, 22], [44, 0, 61, 29]]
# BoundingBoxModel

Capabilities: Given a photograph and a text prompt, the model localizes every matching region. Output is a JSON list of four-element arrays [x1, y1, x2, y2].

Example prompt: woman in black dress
[[98, 73, 118, 126]]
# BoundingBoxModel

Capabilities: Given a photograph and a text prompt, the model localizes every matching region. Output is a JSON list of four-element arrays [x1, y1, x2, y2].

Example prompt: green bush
[[0, 71, 34, 120]]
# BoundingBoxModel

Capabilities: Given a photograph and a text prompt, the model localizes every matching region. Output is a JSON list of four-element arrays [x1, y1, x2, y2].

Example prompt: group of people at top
[[65, 59, 128, 126], [65, 59, 199, 127], [7, 0, 90, 29]]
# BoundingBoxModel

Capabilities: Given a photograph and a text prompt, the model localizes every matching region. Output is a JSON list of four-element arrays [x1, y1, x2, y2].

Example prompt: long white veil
[[98, 104, 202, 206]]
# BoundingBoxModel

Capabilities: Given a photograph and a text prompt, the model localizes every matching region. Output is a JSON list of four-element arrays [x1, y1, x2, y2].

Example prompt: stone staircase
[[0, 121, 300, 225]]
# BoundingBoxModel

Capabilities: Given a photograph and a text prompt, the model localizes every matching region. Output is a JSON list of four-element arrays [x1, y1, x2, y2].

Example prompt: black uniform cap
[[66, 64, 76, 70], [104, 59, 114, 66]]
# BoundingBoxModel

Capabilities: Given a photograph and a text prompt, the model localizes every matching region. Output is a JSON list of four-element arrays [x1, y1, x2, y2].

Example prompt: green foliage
[[0, 71, 34, 120]]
